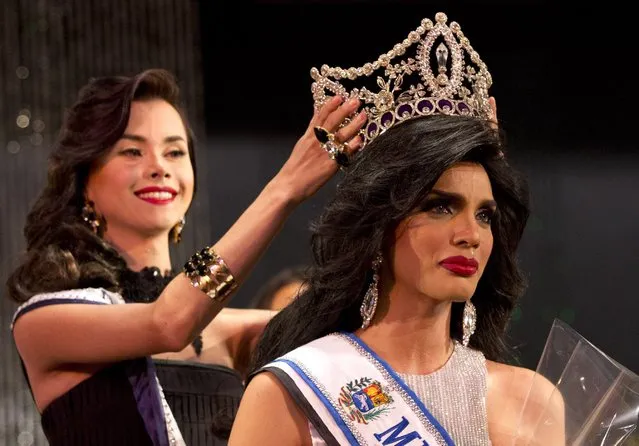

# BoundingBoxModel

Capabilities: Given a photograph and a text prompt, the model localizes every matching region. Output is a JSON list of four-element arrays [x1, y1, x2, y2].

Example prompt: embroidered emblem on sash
[[338, 377, 394, 424]]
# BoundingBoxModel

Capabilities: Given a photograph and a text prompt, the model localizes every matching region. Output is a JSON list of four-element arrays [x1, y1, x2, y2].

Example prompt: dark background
[[200, 1, 634, 146], [1, 1, 637, 444], [196, 0, 639, 370]]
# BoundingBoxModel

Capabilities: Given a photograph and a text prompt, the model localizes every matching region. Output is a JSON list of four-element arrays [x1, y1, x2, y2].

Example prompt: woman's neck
[[356, 280, 455, 376], [105, 228, 172, 273]]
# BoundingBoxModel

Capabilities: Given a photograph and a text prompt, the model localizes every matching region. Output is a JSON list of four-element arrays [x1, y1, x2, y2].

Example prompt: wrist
[[265, 173, 303, 209]]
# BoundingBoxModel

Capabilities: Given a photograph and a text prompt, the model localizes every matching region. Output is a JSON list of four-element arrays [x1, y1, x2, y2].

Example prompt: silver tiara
[[311, 12, 493, 147]]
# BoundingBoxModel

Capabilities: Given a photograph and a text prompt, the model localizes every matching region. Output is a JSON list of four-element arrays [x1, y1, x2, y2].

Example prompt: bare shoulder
[[486, 360, 536, 397], [229, 371, 311, 446], [486, 361, 565, 445], [487, 360, 563, 409]]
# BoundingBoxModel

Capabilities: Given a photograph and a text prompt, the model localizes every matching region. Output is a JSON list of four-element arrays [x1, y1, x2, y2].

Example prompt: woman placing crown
[[230, 13, 565, 446], [7, 69, 366, 445]]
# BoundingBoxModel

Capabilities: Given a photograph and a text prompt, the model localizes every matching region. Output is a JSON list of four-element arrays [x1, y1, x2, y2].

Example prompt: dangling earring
[[462, 300, 477, 347], [360, 252, 383, 329], [81, 200, 101, 234], [170, 217, 185, 244]]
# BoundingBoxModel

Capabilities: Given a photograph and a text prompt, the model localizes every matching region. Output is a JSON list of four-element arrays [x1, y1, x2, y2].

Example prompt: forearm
[[153, 96, 362, 352], [213, 175, 297, 283], [154, 176, 296, 351]]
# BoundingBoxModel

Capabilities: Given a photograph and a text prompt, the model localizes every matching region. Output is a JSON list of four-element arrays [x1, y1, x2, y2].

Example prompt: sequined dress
[[396, 344, 491, 445]]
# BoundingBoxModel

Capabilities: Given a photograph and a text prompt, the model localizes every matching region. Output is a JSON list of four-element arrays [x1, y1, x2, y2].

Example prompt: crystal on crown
[[310, 12, 493, 147]]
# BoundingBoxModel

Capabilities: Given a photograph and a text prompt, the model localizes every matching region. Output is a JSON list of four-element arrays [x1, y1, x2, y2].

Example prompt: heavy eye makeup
[[419, 191, 497, 225]]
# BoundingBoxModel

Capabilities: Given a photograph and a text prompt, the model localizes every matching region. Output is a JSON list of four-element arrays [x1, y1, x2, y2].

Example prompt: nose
[[150, 170, 170, 179], [145, 153, 170, 180], [451, 212, 481, 251]]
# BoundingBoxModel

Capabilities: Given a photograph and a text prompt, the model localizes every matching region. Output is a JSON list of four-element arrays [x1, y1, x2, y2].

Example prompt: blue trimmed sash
[[262, 332, 455, 446]]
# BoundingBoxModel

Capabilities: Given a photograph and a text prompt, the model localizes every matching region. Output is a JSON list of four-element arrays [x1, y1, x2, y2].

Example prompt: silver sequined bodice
[[397, 342, 491, 446]]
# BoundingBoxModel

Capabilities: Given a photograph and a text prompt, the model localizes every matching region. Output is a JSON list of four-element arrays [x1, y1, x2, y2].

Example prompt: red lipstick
[[134, 186, 177, 205], [440, 256, 479, 277]]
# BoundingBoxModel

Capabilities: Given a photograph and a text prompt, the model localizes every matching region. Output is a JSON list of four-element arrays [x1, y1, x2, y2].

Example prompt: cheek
[[177, 163, 195, 189], [181, 179, 194, 208], [480, 233, 494, 268], [391, 226, 440, 281], [171, 166, 194, 214], [98, 162, 138, 189], [87, 165, 133, 203], [399, 223, 443, 259]]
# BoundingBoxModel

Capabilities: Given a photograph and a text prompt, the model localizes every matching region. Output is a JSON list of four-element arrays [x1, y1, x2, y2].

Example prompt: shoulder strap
[[11, 287, 123, 328]]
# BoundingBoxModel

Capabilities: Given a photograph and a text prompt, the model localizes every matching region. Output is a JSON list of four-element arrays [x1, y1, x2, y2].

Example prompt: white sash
[[262, 332, 455, 446]]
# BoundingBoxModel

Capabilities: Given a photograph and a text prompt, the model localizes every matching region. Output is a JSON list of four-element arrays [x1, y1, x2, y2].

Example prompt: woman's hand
[[275, 96, 367, 204]]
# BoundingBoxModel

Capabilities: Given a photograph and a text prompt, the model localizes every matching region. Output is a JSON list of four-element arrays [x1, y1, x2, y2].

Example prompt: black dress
[[14, 268, 244, 446], [154, 360, 244, 445], [122, 267, 245, 445], [39, 361, 155, 445], [31, 357, 244, 446]]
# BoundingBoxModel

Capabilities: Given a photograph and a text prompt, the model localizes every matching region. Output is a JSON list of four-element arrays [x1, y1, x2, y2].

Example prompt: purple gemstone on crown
[[437, 99, 453, 112], [380, 111, 395, 128], [417, 99, 434, 114], [457, 101, 471, 115], [367, 122, 379, 138], [396, 103, 414, 120]]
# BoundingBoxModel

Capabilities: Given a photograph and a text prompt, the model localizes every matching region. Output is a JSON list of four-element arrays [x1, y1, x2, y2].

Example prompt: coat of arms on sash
[[338, 377, 394, 424]]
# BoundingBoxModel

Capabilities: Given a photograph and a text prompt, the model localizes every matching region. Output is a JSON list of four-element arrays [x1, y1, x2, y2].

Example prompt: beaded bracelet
[[183, 246, 237, 302]]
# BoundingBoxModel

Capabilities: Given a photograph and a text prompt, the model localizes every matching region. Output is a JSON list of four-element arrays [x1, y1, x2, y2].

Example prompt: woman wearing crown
[[230, 13, 565, 446]]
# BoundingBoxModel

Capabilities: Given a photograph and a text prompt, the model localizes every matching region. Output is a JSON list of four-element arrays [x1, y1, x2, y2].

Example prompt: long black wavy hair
[[251, 114, 530, 373], [7, 69, 196, 303]]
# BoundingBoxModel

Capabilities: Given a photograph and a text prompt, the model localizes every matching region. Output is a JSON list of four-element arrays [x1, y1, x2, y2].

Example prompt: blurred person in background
[[249, 266, 308, 311]]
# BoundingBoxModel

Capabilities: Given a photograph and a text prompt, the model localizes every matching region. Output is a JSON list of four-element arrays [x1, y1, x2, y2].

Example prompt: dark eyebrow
[[120, 134, 146, 143], [429, 189, 497, 209], [120, 134, 186, 144], [164, 135, 186, 144]]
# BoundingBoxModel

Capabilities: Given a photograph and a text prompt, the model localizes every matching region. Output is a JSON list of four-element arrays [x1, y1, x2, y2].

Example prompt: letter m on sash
[[374, 417, 428, 445]]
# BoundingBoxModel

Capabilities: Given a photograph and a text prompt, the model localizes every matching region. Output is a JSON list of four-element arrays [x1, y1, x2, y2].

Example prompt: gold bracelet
[[183, 247, 237, 302]]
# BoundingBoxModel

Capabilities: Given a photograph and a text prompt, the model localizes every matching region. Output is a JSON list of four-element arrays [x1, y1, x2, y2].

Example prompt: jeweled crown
[[311, 12, 492, 147]]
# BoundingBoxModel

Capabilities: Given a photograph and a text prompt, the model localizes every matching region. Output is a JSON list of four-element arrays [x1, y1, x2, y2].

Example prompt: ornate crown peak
[[311, 12, 492, 147]]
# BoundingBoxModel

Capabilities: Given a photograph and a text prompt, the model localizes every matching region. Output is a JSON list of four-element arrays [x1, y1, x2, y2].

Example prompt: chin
[[136, 222, 174, 236], [145, 214, 181, 226], [440, 286, 477, 303]]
